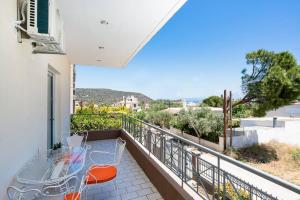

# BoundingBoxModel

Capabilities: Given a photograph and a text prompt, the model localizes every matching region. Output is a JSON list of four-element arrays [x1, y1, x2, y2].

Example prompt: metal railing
[[122, 115, 300, 200]]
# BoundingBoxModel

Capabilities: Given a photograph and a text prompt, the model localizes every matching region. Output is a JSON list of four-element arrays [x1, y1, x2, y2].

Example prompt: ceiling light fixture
[[96, 59, 102, 62], [100, 20, 109, 25], [98, 46, 104, 50]]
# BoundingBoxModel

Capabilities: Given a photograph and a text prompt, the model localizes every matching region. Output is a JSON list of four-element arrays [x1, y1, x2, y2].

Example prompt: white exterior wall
[[226, 123, 300, 148], [266, 103, 300, 118], [0, 1, 71, 198]]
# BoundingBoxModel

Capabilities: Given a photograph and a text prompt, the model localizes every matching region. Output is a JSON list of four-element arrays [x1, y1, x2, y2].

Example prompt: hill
[[75, 88, 153, 105]]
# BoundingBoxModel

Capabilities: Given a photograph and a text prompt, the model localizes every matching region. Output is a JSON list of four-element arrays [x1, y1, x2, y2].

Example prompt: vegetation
[[235, 49, 300, 116], [170, 108, 223, 143], [290, 149, 300, 162], [226, 144, 278, 163], [75, 88, 152, 105], [215, 183, 250, 200], [202, 96, 223, 107], [226, 141, 300, 185], [148, 100, 169, 111], [148, 99, 182, 112], [170, 110, 190, 132], [71, 105, 129, 132], [52, 142, 62, 150], [232, 103, 252, 118], [144, 111, 173, 128]]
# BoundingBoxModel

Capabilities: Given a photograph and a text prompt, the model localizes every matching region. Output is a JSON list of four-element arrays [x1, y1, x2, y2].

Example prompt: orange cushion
[[64, 192, 80, 200], [85, 165, 117, 185]]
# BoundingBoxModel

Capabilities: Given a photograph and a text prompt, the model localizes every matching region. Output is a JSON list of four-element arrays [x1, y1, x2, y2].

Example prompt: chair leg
[[85, 186, 88, 200], [113, 179, 119, 200]]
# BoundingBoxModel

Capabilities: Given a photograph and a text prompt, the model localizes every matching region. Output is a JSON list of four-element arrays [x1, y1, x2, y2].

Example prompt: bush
[[237, 144, 278, 163], [215, 183, 250, 200], [71, 113, 122, 132], [231, 119, 240, 128], [290, 149, 300, 162]]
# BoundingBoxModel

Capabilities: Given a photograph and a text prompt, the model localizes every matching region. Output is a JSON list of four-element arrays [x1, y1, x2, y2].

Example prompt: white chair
[[67, 131, 88, 149], [86, 138, 126, 199], [42, 176, 78, 197], [42, 175, 87, 200], [7, 186, 42, 200]]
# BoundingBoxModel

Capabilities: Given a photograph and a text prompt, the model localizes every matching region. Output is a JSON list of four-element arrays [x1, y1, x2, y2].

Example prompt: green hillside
[[75, 88, 153, 105]]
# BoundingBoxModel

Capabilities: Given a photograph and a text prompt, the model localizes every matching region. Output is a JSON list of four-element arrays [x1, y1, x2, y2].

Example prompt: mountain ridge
[[75, 88, 153, 105]]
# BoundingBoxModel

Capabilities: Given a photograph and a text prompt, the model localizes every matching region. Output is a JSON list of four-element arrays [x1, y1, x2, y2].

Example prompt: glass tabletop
[[17, 147, 86, 185]]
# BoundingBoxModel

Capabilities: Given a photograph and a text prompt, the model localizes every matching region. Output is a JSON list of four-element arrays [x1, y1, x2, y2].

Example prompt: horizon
[[76, 0, 300, 100]]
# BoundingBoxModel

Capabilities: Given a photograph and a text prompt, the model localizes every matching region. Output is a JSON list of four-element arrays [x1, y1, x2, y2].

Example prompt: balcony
[[80, 139, 164, 200], [67, 114, 300, 200]]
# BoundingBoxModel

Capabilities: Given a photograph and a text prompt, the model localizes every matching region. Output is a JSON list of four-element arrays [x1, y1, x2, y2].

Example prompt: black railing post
[[160, 133, 165, 162], [217, 157, 220, 200], [139, 123, 143, 143]]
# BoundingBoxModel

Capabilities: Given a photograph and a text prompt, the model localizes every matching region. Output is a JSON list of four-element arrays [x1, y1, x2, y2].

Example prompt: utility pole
[[223, 90, 228, 150], [229, 91, 233, 147]]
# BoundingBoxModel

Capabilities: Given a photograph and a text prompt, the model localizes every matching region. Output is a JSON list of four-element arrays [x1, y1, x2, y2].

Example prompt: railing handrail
[[125, 115, 300, 195]]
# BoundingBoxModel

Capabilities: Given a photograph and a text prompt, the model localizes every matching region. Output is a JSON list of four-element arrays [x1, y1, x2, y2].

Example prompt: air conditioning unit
[[26, 0, 65, 54]]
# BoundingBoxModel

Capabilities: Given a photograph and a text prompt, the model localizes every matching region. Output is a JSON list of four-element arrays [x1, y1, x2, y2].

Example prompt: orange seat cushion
[[85, 165, 117, 185], [64, 192, 80, 200]]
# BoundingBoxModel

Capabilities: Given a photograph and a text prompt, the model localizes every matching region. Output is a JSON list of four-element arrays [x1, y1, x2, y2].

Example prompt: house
[[114, 96, 141, 111]]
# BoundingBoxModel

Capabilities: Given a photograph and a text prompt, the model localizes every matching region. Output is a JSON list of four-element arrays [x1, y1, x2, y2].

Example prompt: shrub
[[215, 183, 250, 200], [237, 144, 278, 163], [231, 119, 240, 128], [290, 149, 300, 162]]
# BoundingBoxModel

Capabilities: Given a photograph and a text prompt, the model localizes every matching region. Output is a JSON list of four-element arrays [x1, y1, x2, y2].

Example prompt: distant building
[[114, 96, 140, 111]]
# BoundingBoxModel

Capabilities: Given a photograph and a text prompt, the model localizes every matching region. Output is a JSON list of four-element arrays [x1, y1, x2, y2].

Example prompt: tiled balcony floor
[[77, 139, 164, 200]]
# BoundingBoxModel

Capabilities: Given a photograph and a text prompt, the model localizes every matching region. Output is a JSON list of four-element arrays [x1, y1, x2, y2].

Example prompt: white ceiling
[[57, 0, 187, 67]]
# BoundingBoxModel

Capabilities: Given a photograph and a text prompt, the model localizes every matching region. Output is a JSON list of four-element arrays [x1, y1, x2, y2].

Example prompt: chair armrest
[[7, 186, 42, 199], [41, 176, 78, 196], [89, 151, 115, 164]]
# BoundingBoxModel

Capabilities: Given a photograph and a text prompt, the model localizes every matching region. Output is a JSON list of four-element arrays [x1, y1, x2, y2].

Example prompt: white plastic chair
[[67, 131, 89, 149], [7, 186, 42, 200], [41, 175, 78, 197]]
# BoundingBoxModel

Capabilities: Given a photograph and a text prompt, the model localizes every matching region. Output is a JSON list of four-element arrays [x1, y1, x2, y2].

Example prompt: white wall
[[0, 1, 71, 198], [225, 123, 300, 148], [266, 103, 300, 118]]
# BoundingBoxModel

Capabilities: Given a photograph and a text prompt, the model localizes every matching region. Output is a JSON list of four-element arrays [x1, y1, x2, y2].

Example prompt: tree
[[148, 100, 168, 111], [232, 102, 252, 118], [235, 49, 300, 116], [187, 108, 223, 141], [145, 111, 173, 128], [170, 110, 189, 132], [202, 96, 223, 107]]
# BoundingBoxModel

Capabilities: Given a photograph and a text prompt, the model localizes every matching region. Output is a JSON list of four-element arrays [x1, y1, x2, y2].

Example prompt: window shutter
[[37, 0, 49, 34]]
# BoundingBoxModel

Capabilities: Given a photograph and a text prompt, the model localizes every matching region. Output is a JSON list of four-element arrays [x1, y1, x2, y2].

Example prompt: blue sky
[[76, 0, 300, 100]]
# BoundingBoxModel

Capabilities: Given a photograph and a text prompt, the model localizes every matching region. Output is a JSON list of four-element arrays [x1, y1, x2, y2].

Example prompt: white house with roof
[[114, 95, 141, 111]]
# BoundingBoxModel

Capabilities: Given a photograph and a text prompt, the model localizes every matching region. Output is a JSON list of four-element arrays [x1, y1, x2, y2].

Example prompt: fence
[[122, 115, 300, 200], [70, 113, 300, 199]]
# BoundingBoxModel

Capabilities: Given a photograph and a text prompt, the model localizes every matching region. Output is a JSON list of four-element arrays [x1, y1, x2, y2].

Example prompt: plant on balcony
[[52, 142, 62, 150]]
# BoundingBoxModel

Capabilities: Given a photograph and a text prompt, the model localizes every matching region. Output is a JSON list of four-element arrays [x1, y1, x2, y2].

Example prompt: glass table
[[16, 147, 86, 185]]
